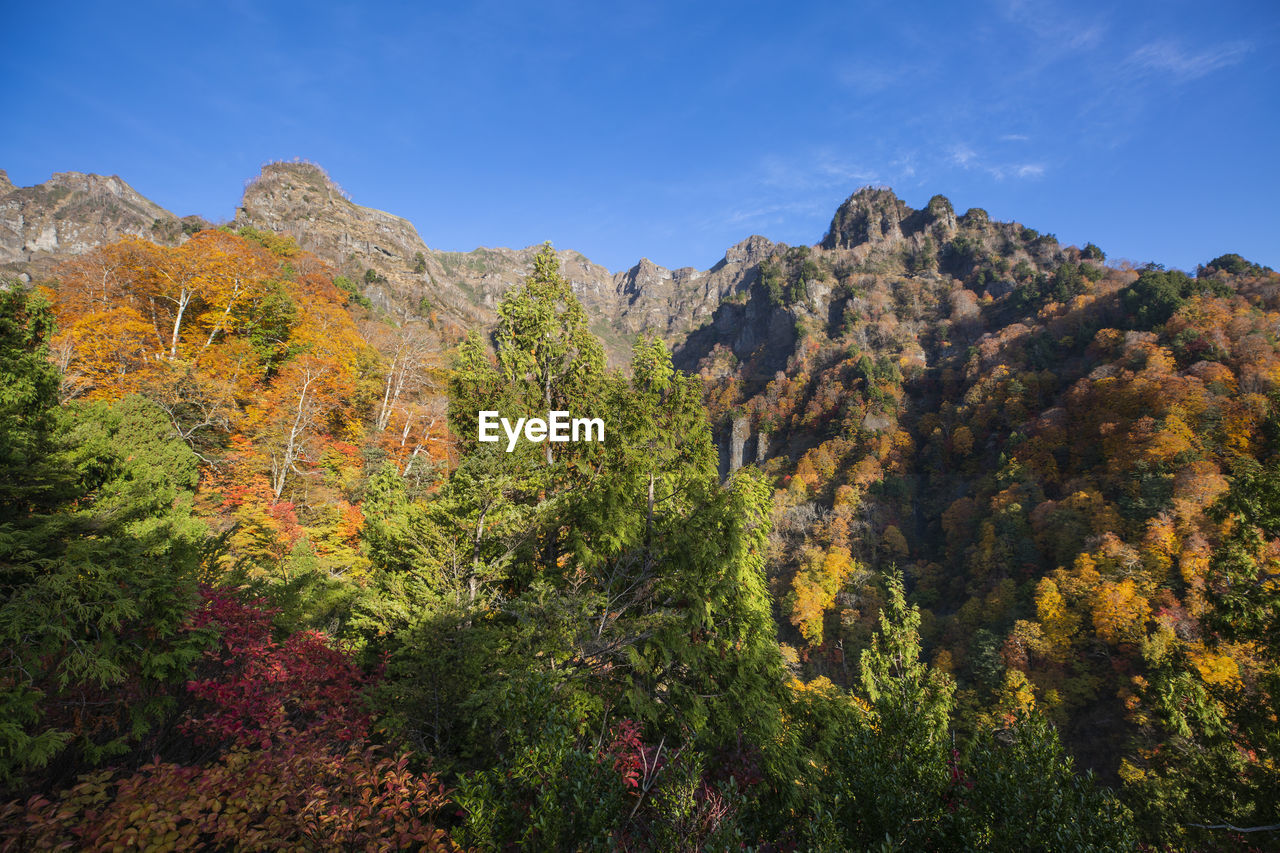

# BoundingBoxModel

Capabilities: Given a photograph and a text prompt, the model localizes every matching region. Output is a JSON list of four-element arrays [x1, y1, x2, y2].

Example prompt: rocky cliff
[[232, 162, 774, 360], [2, 162, 1080, 378], [0, 170, 202, 279]]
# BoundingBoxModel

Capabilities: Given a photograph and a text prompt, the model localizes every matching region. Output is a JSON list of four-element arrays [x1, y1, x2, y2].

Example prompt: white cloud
[[1127, 39, 1252, 81], [758, 150, 879, 192], [998, 0, 1107, 52], [723, 200, 826, 228], [950, 142, 1044, 180], [950, 145, 978, 168]]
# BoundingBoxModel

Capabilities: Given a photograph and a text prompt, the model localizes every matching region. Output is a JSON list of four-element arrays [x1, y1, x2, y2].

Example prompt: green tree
[[374, 254, 787, 826], [450, 241, 605, 464], [0, 391, 209, 786], [762, 572, 1132, 851], [0, 288, 62, 514], [957, 713, 1136, 851], [1120, 452, 1280, 848], [1121, 266, 1230, 330]]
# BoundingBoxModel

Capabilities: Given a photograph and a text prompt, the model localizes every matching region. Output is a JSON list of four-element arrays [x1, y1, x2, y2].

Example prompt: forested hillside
[[2, 201, 1277, 850]]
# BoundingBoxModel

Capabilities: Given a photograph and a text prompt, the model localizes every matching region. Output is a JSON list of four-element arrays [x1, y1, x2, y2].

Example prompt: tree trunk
[[169, 289, 191, 358]]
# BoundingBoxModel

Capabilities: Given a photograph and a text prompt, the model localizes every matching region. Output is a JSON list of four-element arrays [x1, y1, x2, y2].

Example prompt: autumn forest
[[2, 188, 1279, 851]]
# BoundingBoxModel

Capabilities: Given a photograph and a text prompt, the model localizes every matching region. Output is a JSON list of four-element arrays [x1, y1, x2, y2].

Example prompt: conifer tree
[[376, 249, 785, 780]]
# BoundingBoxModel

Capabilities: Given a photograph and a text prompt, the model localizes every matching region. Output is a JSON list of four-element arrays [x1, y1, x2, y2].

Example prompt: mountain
[[2, 161, 1077, 374], [676, 187, 1077, 392], [232, 161, 772, 361], [0, 162, 1098, 476], [0, 169, 205, 279]]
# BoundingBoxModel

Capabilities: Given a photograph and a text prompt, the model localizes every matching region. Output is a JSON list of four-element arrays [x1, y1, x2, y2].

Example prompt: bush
[[335, 275, 373, 309], [1202, 253, 1268, 277]]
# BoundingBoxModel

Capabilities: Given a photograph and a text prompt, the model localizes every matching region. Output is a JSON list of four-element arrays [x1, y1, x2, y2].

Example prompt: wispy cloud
[[834, 60, 927, 97], [950, 145, 978, 168], [890, 152, 918, 180], [998, 0, 1107, 53], [950, 143, 1044, 180], [758, 150, 879, 192], [722, 200, 828, 228], [1126, 39, 1252, 82]]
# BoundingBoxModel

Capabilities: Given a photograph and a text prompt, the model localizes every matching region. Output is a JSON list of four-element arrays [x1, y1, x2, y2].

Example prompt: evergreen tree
[[0, 288, 210, 788], [372, 251, 786, 803], [0, 288, 62, 514]]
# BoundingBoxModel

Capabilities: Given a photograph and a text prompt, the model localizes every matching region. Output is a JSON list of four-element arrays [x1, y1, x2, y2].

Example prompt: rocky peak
[[821, 187, 965, 251], [239, 162, 363, 230], [235, 161, 486, 323], [619, 258, 673, 295], [47, 171, 136, 200], [0, 170, 183, 269], [722, 235, 776, 267], [922, 193, 958, 235], [821, 187, 910, 249], [0, 170, 13, 196]]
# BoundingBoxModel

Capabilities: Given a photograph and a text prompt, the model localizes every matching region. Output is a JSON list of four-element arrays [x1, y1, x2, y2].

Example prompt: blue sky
[[4, 0, 1276, 273]]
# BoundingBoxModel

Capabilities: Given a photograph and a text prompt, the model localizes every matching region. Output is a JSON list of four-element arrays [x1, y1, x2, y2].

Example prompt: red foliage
[[183, 588, 369, 747], [943, 747, 975, 813], [607, 719, 645, 789], [1, 588, 461, 851], [0, 745, 461, 851]]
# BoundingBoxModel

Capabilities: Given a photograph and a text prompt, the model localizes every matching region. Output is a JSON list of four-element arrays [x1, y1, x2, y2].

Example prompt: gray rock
[[0, 170, 184, 267]]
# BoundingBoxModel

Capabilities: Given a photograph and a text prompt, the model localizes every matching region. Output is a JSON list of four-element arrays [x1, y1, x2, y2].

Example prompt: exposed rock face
[[722, 234, 775, 267], [607, 238, 771, 341], [233, 162, 773, 361], [822, 187, 961, 252], [676, 279, 797, 376], [2, 161, 1075, 392], [676, 184, 1076, 401], [234, 162, 490, 325], [0, 170, 188, 272], [0, 162, 1091, 479], [822, 187, 910, 249], [728, 415, 750, 474]]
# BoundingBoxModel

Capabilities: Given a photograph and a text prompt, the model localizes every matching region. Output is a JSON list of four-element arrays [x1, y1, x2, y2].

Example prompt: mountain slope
[[0, 170, 201, 278], [232, 161, 775, 360]]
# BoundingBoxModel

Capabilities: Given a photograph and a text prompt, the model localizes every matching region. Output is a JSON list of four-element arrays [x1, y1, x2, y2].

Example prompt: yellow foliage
[[997, 668, 1037, 722], [1068, 552, 1103, 591], [1118, 759, 1147, 785], [933, 649, 954, 674], [1007, 619, 1048, 659], [789, 675, 838, 697], [1179, 544, 1211, 588], [833, 484, 860, 508], [789, 546, 858, 647], [1140, 344, 1178, 375], [54, 306, 158, 400], [1142, 515, 1179, 578], [1091, 579, 1151, 646], [1189, 646, 1241, 687], [1035, 577, 1078, 658], [1142, 620, 1178, 666], [788, 677, 871, 714], [1144, 413, 1197, 463]]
